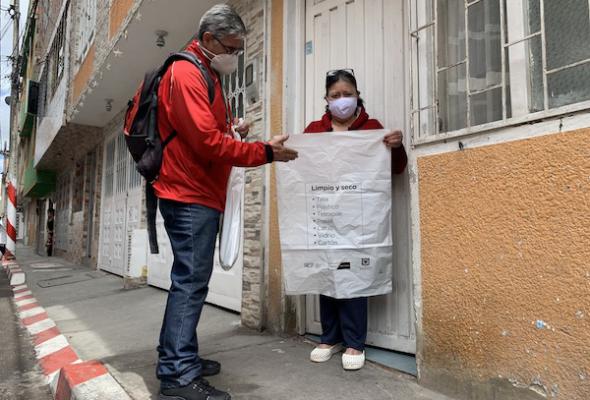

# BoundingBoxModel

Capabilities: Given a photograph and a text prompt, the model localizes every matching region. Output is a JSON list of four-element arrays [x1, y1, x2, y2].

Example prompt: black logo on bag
[[361, 258, 371, 266], [337, 262, 351, 270]]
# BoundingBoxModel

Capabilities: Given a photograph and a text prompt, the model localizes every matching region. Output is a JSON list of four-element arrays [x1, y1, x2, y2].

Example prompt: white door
[[304, 0, 415, 353], [98, 133, 142, 276]]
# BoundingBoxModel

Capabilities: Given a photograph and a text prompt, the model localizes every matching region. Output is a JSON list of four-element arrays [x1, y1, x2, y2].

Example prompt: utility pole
[[5, 0, 20, 260]]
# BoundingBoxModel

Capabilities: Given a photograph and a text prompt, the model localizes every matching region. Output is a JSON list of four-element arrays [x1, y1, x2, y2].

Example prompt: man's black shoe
[[159, 378, 231, 400], [201, 359, 221, 377]]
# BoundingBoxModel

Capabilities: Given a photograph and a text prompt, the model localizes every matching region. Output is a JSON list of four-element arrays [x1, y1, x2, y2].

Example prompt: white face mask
[[201, 45, 239, 75], [328, 97, 358, 120]]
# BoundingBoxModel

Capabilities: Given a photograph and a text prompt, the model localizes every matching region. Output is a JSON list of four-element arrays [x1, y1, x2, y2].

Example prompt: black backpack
[[124, 51, 215, 254]]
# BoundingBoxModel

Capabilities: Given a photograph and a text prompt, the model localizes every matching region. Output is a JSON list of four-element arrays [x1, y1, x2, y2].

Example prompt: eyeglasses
[[214, 36, 245, 56], [326, 68, 355, 77]]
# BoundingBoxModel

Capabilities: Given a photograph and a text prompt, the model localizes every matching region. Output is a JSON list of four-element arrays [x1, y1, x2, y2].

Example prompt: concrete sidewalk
[[14, 245, 452, 400]]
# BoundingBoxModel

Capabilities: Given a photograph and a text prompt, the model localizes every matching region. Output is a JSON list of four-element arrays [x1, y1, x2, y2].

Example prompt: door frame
[[282, 0, 423, 354]]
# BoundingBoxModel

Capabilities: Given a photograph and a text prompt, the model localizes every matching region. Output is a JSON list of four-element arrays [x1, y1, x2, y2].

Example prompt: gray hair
[[198, 4, 246, 40]]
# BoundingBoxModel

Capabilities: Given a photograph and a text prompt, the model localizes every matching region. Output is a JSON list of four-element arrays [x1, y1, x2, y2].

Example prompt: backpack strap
[[146, 182, 160, 254], [156, 52, 215, 151], [162, 51, 216, 104]]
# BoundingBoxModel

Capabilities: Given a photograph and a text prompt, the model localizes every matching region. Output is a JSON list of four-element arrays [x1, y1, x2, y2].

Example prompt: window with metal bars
[[410, 0, 590, 142], [49, 9, 67, 98], [222, 53, 246, 120]]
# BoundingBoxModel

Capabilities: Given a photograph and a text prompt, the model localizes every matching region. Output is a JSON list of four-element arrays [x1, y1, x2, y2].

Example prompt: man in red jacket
[[155, 5, 297, 400]]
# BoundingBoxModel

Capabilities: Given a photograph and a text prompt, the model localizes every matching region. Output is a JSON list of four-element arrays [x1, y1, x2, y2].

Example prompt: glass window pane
[[468, 0, 502, 92], [545, 0, 590, 70], [238, 53, 245, 87], [238, 93, 244, 119], [438, 64, 468, 132], [438, 0, 466, 68], [548, 63, 590, 108], [527, 0, 541, 34], [527, 36, 544, 112], [420, 108, 436, 137], [231, 71, 237, 92], [470, 86, 503, 125], [416, 26, 435, 111], [506, 36, 543, 117], [504, 47, 512, 119], [412, 0, 434, 30]]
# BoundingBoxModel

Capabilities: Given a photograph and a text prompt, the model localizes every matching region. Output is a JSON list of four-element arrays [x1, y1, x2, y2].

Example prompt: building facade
[[11, 1, 589, 399]]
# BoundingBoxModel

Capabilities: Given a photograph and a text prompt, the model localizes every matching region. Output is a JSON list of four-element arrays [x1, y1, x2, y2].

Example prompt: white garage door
[[98, 133, 143, 276]]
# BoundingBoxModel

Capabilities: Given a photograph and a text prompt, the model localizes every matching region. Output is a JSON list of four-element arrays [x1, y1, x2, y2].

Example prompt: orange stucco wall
[[418, 128, 590, 399], [109, 0, 134, 41], [72, 44, 95, 105]]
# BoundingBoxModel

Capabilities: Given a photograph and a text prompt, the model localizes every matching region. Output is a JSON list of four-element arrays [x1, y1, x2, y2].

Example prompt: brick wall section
[[68, 0, 140, 118], [50, 124, 104, 265], [109, 0, 135, 41], [72, 45, 96, 105], [228, 0, 267, 330]]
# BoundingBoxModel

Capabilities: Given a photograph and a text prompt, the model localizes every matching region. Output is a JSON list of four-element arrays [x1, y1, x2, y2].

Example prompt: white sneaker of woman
[[310, 344, 343, 363], [342, 351, 365, 370]]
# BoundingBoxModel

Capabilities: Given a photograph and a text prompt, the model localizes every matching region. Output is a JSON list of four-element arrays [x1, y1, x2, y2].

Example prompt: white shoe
[[342, 351, 365, 370], [310, 344, 343, 363]]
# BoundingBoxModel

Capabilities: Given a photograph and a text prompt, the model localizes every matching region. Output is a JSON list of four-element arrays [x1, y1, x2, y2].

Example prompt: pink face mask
[[328, 97, 358, 120]]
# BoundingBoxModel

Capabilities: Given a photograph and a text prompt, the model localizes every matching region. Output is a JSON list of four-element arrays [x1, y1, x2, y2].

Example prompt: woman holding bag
[[304, 69, 407, 370]]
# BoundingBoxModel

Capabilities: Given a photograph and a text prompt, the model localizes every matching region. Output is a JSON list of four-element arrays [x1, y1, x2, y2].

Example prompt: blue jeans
[[156, 199, 221, 389], [320, 295, 368, 351]]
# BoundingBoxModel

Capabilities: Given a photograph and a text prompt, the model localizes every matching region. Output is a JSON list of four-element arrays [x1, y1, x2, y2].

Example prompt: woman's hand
[[383, 129, 403, 149]]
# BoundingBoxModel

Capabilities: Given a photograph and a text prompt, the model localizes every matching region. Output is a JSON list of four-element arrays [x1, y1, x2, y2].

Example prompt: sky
[[0, 0, 30, 170]]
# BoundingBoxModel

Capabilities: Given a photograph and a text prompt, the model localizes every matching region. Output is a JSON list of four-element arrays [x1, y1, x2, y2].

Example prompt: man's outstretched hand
[[269, 135, 298, 162]]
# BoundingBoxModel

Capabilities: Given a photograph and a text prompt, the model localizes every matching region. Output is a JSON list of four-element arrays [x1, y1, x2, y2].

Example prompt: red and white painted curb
[[10, 283, 131, 400], [3, 260, 25, 285], [5, 181, 18, 260]]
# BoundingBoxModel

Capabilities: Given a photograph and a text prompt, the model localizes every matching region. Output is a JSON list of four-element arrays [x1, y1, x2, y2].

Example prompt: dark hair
[[325, 69, 365, 111]]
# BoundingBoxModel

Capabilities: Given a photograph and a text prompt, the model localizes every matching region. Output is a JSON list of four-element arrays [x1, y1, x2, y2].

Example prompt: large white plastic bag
[[276, 130, 393, 298], [219, 134, 245, 270]]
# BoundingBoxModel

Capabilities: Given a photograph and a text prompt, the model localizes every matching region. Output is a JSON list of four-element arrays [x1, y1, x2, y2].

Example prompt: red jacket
[[153, 40, 271, 211], [303, 108, 408, 174]]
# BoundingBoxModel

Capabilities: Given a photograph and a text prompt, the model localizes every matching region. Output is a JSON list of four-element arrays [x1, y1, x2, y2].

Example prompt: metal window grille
[[410, 0, 590, 141], [115, 135, 128, 194], [222, 53, 246, 120], [46, 5, 68, 100], [104, 138, 115, 198], [127, 144, 141, 189]]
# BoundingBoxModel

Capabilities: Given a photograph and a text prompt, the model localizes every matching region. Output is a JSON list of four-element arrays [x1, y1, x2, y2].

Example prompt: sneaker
[[201, 359, 221, 377], [159, 378, 231, 400], [342, 351, 365, 370], [310, 343, 343, 363]]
